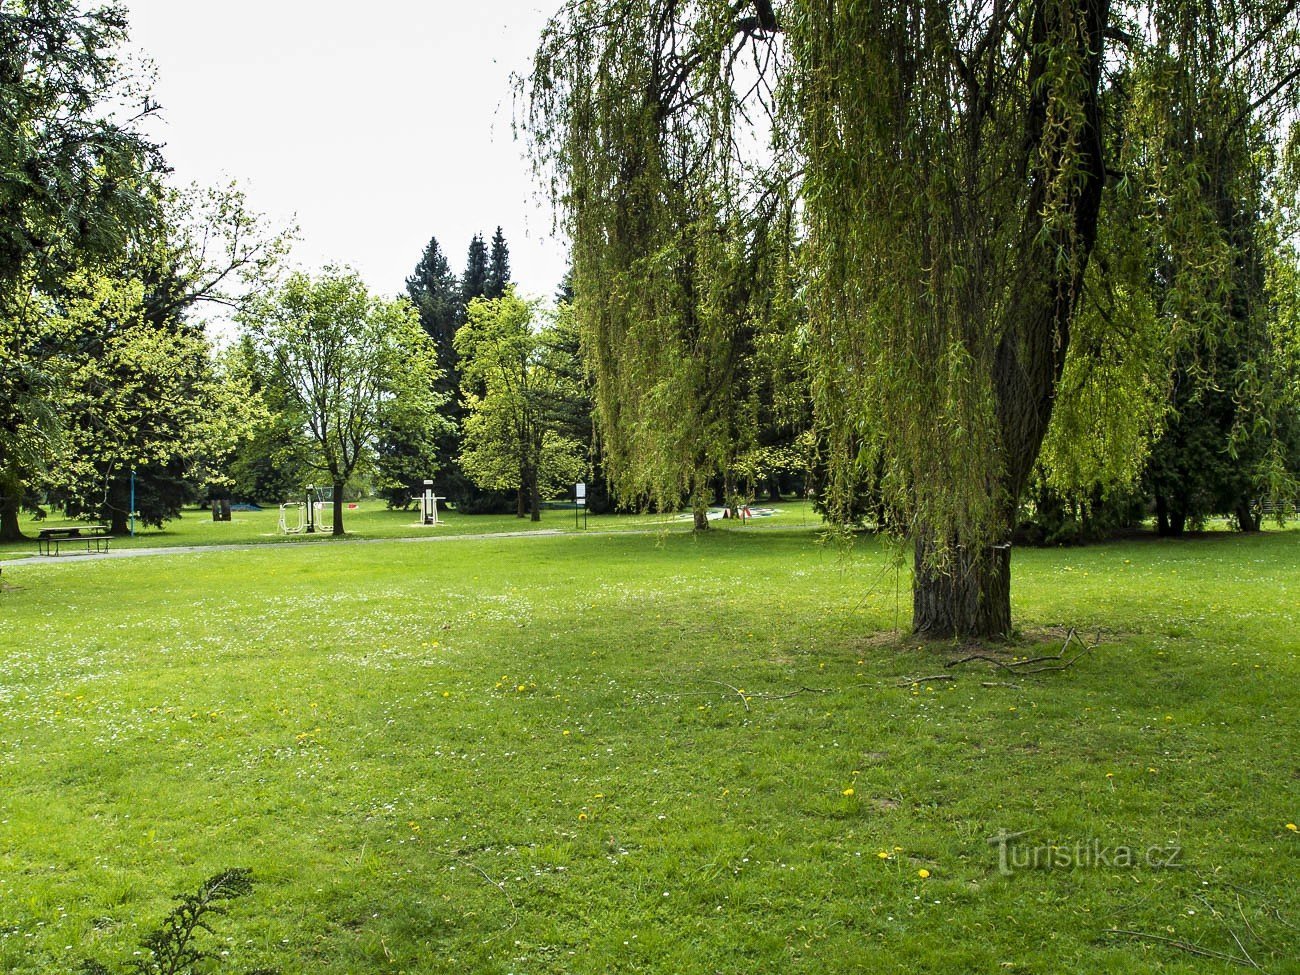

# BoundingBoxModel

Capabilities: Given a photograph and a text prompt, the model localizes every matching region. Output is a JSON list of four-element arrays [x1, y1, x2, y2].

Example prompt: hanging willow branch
[[522, 0, 1300, 634]]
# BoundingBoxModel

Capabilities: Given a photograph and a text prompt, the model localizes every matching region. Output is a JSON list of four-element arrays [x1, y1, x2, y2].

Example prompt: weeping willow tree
[[525, 0, 1300, 637], [527, 0, 799, 529]]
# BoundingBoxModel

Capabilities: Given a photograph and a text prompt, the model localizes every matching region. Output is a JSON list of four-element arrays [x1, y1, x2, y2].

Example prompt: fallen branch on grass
[[1103, 928, 1261, 968], [945, 627, 1100, 675], [434, 853, 519, 938]]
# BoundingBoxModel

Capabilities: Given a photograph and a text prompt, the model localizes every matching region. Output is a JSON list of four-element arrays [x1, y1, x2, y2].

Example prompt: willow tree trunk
[[332, 481, 345, 536], [908, 0, 1110, 640], [692, 500, 710, 531], [913, 533, 1013, 639]]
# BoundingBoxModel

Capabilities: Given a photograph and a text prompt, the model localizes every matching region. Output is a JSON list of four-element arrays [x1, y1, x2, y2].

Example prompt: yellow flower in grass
[[1287, 823, 1298, 832], [917, 869, 930, 879], [842, 788, 854, 797]]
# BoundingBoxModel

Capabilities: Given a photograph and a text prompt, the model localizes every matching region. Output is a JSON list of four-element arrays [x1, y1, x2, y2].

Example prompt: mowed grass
[[0, 499, 819, 561], [1, 527, 1298, 973]]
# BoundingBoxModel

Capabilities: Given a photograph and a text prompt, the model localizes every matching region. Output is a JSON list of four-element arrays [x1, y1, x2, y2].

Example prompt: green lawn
[[1, 526, 1297, 973], [0, 498, 820, 561]]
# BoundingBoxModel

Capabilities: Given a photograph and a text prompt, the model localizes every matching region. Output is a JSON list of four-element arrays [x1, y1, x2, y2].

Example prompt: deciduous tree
[[0, 0, 164, 539], [525, 0, 1300, 637], [456, 289, 585, 520], [240, 268, 446, 535]]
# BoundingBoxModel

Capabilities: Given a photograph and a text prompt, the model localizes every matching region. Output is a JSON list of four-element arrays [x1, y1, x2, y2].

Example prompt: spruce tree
[[405, 236, 462, 401], [382, 236, 466, 505], [461, 235, 490, 305], [486, 226, 512, 299]]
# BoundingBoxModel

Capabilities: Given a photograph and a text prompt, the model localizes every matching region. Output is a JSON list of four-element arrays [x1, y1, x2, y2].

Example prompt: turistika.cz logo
[[988, 829, 1184, 876]]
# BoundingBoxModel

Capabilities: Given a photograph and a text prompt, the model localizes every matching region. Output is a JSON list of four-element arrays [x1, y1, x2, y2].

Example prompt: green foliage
[[405, 235, 461, 394], [460, 234, 490, 307], [455, 289, 585, 517], [239, 268, 448, 534], [525, 1, 800, 524], [0, 0, 165, 538], [222, 338, 311, 503], [526, 0, 1300, 633], [80, 869, 272, 975], [0, 0, 163, 288], [38, 269, 262, 530], [789, 0, 1111, 547], [1017, 479, 1146, 547], [1044, 8, 1300, 530]]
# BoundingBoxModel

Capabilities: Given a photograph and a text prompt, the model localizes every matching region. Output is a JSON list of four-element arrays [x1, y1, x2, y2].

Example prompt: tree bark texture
[[0, 485, 22, 541], [913, 532, 1013, 639], [332, 481, 345, 536], [693, 501, 710, 531], [913, 0, 1110, 639]]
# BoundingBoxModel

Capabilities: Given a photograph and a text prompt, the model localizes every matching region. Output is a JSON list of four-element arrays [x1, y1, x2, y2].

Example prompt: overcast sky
[[124, 1, 569, 305]]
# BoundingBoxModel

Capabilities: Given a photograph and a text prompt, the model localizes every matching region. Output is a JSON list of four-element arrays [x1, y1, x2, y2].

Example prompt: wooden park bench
[[36, 525, 112, 556]]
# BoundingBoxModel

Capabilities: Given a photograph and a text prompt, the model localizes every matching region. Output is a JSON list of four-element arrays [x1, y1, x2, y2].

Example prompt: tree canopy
[[524, 0, 1300, 637], [455, 288, 586, 520], [239, 268, 446, 536]]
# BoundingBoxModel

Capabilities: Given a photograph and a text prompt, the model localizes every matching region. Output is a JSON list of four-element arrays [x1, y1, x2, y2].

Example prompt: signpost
[[575, 482, 587, 529]]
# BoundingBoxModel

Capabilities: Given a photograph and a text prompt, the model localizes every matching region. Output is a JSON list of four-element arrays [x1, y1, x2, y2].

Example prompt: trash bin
[[212, 499, 232, 522]]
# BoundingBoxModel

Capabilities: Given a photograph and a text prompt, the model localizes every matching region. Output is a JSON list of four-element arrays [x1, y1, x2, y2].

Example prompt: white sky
[[123, 1, 569, 305]]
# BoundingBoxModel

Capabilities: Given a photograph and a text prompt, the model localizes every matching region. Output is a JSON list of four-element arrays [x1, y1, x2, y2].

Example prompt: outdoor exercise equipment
[[278, 502, 306, 534], [413, 480, 444, 526], [279, 485, 335, 534]]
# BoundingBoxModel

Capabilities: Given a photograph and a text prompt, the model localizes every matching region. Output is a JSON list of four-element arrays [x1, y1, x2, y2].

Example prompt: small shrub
[[81, 869, 275, 975]]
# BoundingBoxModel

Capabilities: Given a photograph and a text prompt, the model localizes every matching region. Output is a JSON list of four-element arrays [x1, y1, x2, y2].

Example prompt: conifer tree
[[486, 226, 511, 299], [405, 236, 462, 402], [461, 235, 490, 305]]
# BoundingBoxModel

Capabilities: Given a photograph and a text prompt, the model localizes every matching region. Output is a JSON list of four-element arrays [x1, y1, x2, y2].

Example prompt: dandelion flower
[[1288, 823, 1298, 832], [877, 851, 890, 860], [917, 869, 930, 879], [578, 813, 588, 822], [842, 788, 854, 797]]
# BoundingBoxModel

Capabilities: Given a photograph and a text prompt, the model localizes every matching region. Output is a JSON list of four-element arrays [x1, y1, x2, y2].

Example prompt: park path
[[0, 528, 571, 569], [0, 520, 815, 572]]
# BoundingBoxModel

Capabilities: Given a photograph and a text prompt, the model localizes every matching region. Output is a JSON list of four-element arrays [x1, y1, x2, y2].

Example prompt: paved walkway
[[0, 528, 571, 569], [0, 521, 816, 572]]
